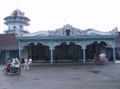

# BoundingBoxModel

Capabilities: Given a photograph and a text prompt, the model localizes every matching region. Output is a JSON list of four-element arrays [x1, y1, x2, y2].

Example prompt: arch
[[86, 41, 110, 62], [25, 42, 50, 62], [54, 42, 82, 62]]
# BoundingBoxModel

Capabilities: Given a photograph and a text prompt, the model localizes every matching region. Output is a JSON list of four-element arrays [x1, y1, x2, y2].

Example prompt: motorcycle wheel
[[16, 68, 21, 75], [2, 68, 8, 75]]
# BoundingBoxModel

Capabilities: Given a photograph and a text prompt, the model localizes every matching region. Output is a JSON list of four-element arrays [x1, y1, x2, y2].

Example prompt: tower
[[4, 9, 30, 34]]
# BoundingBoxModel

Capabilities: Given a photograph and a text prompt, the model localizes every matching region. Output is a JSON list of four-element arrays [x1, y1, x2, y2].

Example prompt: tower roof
[[4, 9, 30, 34], [4, 9, 30, 21], [11, 9, 24, 16], [4, 9, 30, 25]]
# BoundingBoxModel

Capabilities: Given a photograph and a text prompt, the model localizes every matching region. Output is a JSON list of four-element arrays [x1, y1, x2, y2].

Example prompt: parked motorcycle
[[3, 66, 21, 75]]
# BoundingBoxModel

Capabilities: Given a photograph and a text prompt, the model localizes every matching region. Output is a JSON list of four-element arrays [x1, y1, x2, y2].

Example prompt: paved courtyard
[[0, 63, 120, 89]]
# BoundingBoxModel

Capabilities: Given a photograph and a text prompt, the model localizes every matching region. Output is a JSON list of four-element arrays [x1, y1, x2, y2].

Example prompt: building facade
[[16, 24, 118, 64], [0, 9, 118, 64]]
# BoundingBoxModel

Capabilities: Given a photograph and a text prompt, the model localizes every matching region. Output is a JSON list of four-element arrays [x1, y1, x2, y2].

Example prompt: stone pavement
[[0, 63, 120, 89]]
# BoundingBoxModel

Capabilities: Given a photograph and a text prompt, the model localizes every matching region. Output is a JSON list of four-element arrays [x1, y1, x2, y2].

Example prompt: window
[[66, 29, 70, 36], [13, 26, 16, 29], [20, 25, 23, 29]]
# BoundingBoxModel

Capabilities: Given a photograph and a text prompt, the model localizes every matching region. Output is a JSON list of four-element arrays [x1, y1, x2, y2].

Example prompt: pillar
[[81, 40, 87, 63], [82, 46, 86, 63], [5, 50, 9, 61], [29, 44, 32, 58], [50, 49, 53, 64], [50, 42, 54, 64], [19, 42, 23, 63], [112, 40, 116, 62]]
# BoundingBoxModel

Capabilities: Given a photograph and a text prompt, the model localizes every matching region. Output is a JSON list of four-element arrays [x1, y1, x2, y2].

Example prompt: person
[[14, 57, 20, 69], [6, 59, 12, 69], [5, 58, 20, 72], [8, 58, 16, 71], [28, 58, 32, 66], [99, 53, 108, 64], [10, 58, 16, 67], [24, 58, 29, 69]]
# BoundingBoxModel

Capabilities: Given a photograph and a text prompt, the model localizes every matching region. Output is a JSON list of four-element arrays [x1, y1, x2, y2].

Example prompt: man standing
[[24, 58, 29, 69], [28, 58, 32, 67]]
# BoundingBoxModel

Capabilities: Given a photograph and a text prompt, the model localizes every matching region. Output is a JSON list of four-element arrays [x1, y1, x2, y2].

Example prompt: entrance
[[27, 43, 50, 62], [54, 42, 82, 62], [86, 41, 107, 62]]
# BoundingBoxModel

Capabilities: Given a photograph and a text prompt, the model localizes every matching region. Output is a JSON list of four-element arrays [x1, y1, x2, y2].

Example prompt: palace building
[[0, 9, 119, 64]]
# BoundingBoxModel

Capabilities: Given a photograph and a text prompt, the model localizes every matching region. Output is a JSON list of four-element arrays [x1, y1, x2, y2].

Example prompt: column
[[19, 42, 22, 63], [82, 46, 86, 63], [50, 42, 54, 64], [50, 49, 53, 64], [29, 45, 32, 58], [81, 40, 87, 63], [112, 40, 116, 62], [5, 50, 9, 61]]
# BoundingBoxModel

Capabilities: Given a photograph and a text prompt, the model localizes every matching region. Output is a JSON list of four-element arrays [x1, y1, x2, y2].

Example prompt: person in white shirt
[[24, 58, 29, 69], [10, 58, 16, 71], [28, 58, 32, 66], [10, 58, 16, 67], [14, 57, 20, 68]]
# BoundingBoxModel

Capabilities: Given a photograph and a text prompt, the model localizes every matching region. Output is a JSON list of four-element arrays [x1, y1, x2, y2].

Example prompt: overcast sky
[[0, 0, 120, 33]]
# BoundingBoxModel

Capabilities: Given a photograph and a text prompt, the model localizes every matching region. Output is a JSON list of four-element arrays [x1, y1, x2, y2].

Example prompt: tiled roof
[[115, 32, 120, 47], [0, 33, 18, 50]]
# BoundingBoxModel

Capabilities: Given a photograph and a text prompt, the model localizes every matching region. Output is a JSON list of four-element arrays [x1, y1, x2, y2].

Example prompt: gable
[[21, 24, 118, 37]]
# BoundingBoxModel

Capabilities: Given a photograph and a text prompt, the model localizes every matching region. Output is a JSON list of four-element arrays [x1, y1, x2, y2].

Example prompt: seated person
[[6, 59, 12, 69]]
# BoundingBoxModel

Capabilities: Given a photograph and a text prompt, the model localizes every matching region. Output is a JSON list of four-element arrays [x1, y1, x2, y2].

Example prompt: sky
[[0, 0, 120, 33]]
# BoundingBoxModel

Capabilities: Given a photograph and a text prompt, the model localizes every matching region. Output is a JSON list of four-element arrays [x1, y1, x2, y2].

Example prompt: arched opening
[[86, 41, 107, 63], [54, 42, 82, 62], [26, 43, 50, 63]]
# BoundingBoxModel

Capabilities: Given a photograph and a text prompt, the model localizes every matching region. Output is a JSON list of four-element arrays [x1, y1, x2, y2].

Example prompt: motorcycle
[[3, 66, 21, 75]]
